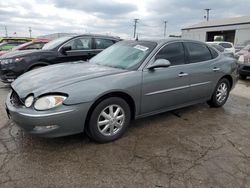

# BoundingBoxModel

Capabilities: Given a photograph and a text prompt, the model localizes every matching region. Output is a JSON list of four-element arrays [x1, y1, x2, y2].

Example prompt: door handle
[[213, 67, 220, 71], [178, 72, 189, 77]]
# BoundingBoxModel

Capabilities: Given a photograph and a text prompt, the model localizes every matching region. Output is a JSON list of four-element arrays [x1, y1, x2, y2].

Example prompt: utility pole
[[133, 19, 139, 38], [164, 21, 168, 38], [29, 27, 32, 38], [204, 8, 211, 21], [4, 26, 8, 37]]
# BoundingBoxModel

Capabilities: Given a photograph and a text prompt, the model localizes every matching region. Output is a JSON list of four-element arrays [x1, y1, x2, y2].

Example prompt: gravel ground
[[0, 80, 250, 188]]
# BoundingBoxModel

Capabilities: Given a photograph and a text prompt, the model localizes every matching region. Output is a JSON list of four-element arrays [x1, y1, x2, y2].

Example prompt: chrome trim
[[190, 81, 211, 87], [145, 81, 211, 96], [145, 85, 189, 96], [19, 109, 74, 117], [178, 72, 189, 77]]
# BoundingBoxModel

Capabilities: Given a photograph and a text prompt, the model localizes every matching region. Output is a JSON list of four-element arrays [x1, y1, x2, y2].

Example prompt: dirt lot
[[0, 80, 250, 188]]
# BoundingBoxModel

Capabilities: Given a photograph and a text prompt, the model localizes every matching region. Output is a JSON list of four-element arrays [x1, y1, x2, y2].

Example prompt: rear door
[[183, 41, 221, 101]]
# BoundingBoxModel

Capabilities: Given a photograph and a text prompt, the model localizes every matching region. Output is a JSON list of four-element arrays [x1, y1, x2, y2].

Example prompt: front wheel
[[87, 97, 131, 143], [208, 78, 230, 108]]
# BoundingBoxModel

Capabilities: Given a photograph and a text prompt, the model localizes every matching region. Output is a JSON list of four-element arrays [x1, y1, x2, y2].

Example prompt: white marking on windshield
[[133, 45, 149, 52]]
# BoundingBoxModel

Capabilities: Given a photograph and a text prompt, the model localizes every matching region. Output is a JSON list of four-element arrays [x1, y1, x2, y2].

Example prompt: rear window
[[219, 43, 232, 48], [208, 47, 219, 58], [185, 42, 212, 63]]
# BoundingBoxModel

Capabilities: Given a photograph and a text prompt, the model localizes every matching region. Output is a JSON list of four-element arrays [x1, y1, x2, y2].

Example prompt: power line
[[133, 18, 139, 38]]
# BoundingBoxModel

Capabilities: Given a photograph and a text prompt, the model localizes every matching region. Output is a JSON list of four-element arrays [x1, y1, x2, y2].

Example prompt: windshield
[[42, 36, 72, 50], [89, 41, 157, 69]]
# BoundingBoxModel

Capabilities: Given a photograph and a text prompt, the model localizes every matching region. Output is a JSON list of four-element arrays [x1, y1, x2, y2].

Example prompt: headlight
[[34, 95, 67, 111], [0, 57, 24, 65], [25, 96, 34, 107]]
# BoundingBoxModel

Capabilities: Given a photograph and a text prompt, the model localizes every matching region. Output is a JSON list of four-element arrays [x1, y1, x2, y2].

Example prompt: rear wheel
[[87, 97, 131, 143], [208, 78, 230, 108]]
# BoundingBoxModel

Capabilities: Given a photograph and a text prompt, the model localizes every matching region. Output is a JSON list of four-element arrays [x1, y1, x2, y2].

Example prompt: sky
[[0, 0, 249, 39]]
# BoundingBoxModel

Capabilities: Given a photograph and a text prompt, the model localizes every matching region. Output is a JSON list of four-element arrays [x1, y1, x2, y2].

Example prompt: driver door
[[141, 42, 192, 114]]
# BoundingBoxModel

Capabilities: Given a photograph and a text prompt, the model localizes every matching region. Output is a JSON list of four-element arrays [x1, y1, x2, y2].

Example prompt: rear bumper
[[5, 92, 92, 138]]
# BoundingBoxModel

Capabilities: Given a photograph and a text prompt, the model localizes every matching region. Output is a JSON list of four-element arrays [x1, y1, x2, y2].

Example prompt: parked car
[[207, 43, 234, 58], [5, 39, 238, 143], [0, 37, 33, 44], [0, 41, 26, 52], [0, 39, 49, 56], [207, 41, 235, 54], [238, 53, 250, 79], [0, 34, 120, 83], [236, 44, 250, 56]]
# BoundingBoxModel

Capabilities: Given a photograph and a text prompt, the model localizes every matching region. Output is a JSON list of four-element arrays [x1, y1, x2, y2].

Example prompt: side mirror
[[147, 59, 171, 70], [61, 46, 72, 55]]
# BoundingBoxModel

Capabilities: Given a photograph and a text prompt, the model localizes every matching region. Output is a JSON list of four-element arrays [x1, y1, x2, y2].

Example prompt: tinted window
[[65, 37, 91, 50], [25, 43, 44, 50], [155, 42, 185, 66], [219, 42, 232, 48], [185, 42, 212, 63], [208, 46, 219, 58], [95, 38, 115, 49]]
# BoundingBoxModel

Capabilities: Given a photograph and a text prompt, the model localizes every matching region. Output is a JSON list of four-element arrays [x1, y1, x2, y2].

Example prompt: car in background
[[5, 39, 238, 142], [0, 37, 33, 44], [0, 39, 49, 56], [0, 34, 120, 83], [236, 44, 250, 56], [0, 41, 26, 52], [207, 43, 234, 58], [207, 41, 235, 54], [238, 52, 250, 80]]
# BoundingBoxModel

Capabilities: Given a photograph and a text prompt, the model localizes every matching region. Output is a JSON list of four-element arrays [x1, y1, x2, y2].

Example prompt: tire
[[208, 78, 230, 108], [239, 74, 247, 80], [87, 97, 131, 143]]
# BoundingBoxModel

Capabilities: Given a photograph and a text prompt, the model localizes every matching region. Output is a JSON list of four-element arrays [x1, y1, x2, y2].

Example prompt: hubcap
[[97, 105, 125, 136], [216, 83, 228, 103]]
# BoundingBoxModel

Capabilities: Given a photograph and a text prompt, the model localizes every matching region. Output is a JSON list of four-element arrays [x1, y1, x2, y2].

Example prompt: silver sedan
[[5, 39, 238, 143]]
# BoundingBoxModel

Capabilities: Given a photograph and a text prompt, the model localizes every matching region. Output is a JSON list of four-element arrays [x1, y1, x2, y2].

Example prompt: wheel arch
[[220, 75, 233, 89], [85, 91, 136, 128], [26, 61, 50, 71]]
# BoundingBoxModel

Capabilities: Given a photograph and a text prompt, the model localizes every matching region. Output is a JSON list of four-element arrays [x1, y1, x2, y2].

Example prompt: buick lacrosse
[[6, 39, 238, 143]]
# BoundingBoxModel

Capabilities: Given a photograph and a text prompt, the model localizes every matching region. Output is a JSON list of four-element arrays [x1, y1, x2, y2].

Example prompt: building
[[182, 16, 250, 46]]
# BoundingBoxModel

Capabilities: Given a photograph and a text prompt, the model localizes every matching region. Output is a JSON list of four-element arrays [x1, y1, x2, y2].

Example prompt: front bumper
[[5, 92, 92, 138], [239, 62, 250, 76], [0, 61, 26, 83]]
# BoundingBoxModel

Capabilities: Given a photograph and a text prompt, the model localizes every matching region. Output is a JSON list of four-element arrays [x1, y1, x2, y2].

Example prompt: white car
[[207, 42, 235, 54]]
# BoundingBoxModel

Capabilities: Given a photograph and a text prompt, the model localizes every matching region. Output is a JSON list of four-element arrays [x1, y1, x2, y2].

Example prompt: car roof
[[125, 38, 208, 46], [69, 34, 121, 41]]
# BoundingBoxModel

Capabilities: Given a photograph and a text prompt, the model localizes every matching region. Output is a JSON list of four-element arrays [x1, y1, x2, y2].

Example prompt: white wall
[[182, 23, 250, 45]]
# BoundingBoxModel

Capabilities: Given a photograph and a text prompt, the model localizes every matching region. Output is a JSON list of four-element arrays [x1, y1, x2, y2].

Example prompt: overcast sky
[[0, 0, 249, 39]]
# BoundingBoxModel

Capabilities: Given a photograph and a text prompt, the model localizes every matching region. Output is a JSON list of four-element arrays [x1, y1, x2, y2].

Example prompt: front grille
[[10, 90, 23, 106]]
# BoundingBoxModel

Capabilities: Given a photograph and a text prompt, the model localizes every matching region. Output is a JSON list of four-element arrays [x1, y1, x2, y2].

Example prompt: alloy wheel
[[97, 105, 125, 136], [216, 82, 228, 103]]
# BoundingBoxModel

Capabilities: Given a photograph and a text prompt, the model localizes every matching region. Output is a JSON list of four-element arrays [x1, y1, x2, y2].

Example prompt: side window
[[64, 37, 91, 50], [155, 42, 185, 66], [95, 38, 115, 49], [208, 46, 219, 58], [219, 43, 232, 48], [25, 43, 44, 50], [185, 42, 212, 63]]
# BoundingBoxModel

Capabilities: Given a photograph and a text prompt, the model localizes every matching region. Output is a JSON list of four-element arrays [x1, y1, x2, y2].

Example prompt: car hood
[[0, 49, 50, 59], [11, 61, 127, 99]]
